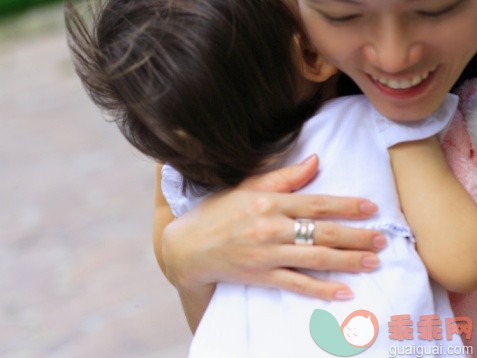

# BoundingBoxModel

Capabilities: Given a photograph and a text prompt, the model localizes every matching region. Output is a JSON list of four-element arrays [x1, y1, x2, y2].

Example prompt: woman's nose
[[362, 17, 424, 74]]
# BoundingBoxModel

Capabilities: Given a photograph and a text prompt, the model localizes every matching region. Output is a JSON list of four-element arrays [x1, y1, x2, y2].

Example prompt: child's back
[[163, 94, 465, 357]]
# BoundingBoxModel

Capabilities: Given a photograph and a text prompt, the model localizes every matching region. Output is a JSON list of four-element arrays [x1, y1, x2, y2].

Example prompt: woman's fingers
[[240, 156, 378, 218], [229, 246, 380, 300], [270, 245, 381, 273], [288, 219, 385, 251], [231, 193, 385, 251], [236, 213, 385, 252], [261, 268, 353, 300], [311, 221, 385, 251], [278, 193, 379, 219], [242, 191, 378, 221], [240, 155, 319, 192]]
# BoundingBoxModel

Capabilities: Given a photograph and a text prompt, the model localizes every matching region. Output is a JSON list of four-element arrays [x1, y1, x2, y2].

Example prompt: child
[[65, 0, 476, 356]]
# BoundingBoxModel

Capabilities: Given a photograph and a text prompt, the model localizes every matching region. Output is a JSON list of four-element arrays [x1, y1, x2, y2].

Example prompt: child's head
[[65, 0, 336, 190]]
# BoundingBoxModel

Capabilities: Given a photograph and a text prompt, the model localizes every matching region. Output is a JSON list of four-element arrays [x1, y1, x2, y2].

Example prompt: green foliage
[[0, 0, 64, 18]]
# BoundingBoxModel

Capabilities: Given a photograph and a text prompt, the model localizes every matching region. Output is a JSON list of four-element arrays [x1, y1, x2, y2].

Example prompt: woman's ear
[[293, 34, 338, 83]]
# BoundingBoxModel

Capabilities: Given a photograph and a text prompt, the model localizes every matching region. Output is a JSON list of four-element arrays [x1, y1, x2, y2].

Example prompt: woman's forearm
[[175, 279, 216, 333], [155, 216, 216, 331], [153, 165, 215, 331], [153, 165, 175, 278]]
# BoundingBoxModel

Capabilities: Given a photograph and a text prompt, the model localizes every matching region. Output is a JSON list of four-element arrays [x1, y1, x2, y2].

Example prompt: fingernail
[[359, 201, 378, 215], [300, 154, 317, 165], [362, 255, 380, 269], [335, 289, 354, 300], [372, 235, 387, 250]]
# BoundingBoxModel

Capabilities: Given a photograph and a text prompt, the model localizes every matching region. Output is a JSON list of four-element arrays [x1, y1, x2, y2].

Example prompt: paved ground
[[0, 4, 192, 357]]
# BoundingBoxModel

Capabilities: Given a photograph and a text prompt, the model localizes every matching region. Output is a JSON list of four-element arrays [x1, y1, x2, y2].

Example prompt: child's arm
[[389, 136, 477, 293]]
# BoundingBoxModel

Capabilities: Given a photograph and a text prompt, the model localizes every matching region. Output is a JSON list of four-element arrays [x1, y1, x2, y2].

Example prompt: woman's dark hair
[[454, 54, 477, 90], [65, 0, 328, 192]]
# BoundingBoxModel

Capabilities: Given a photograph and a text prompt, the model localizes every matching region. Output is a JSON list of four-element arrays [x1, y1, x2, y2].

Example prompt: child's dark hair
[[65, 0, 329, 191]]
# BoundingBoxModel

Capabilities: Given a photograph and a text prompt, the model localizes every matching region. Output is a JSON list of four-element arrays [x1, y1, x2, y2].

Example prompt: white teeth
[[388, 80, 400, 89], [411, 75, 422, 86], [373, 70, 432, 90]]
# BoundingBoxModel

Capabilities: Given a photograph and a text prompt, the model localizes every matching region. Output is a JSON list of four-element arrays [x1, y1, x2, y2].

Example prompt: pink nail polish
[[300, 154, 317, 165], [372, 235, 387, 249], [335, 290, 354, 300], [359, 201, 378, 215], [362, 255, 380, 268]]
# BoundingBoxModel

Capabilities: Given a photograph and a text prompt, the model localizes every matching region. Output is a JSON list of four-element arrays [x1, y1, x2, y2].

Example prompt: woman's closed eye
[[416, 0, 468, 18], [319, 12, 362, 23]]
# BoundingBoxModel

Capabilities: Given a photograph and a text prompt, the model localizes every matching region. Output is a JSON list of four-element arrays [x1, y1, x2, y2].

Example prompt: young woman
[[155, 0, 477, 330]]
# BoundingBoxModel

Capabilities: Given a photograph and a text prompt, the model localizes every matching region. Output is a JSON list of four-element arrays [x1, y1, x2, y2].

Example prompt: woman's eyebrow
[[306, 0, 363, 5]]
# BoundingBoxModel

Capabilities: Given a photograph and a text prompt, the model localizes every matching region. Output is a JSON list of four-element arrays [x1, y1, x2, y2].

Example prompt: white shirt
[[162, 95, 464, 357]]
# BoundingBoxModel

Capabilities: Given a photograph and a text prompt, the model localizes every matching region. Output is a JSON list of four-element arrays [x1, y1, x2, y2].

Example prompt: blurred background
[[1, 1, 192, 356]]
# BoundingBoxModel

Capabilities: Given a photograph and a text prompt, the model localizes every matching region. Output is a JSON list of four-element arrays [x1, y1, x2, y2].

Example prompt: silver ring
[[294, 219, 315, 245]]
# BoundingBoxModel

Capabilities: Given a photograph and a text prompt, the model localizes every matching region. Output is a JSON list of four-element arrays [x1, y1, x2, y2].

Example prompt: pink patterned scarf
[[441, 78, 477, 353]]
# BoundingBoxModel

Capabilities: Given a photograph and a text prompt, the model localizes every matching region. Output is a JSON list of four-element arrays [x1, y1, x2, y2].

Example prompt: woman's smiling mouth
[[366, 66, 440, 99], [370, 67, 438, 90]]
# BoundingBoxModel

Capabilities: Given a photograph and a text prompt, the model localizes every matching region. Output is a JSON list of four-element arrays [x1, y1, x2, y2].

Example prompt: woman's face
[[297, 0, 477, 121]]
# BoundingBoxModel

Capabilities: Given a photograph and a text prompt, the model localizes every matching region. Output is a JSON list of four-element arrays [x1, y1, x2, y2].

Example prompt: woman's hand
[[157, 156, 386, 330]]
